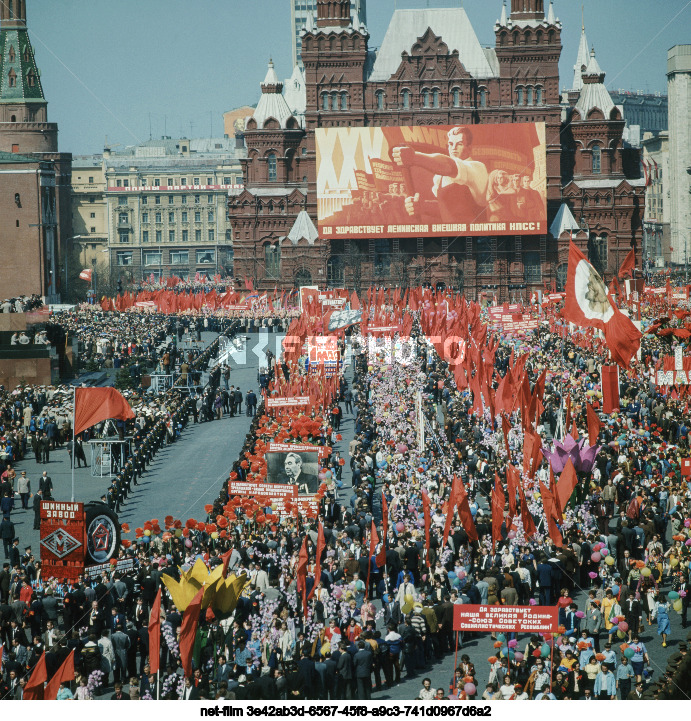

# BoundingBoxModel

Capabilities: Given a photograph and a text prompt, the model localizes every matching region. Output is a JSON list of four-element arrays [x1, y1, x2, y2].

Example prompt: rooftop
[[369, 8, 497, 82]]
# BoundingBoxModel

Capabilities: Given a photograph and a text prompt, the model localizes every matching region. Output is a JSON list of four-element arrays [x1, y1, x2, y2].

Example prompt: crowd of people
[[0, 286, 690, 703]]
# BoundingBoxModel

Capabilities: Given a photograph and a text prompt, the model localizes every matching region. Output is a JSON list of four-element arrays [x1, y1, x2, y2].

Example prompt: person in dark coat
[[353, 640, 373, 699], [32, 490, 43, 530], [335, 642, 354, 699]]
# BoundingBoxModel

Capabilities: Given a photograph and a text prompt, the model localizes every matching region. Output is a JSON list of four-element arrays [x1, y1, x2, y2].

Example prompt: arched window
[[264, 243, 281, 278], [536, 86, 543, 105], [432, 88, 440, 108], [556, 263, 568, 292], [401, 89, 410, 109], [527, 86, 534, 106], [452, 87, 461, 107], [517, 87, 524, 105], [327, 256, 344, 286], [331, 92, 338, 111], [375, 90, 384, 110], [26, 70, 36, 87], [321, 93, 329, 111], [295, 268, 312, 286], [592, 145, 601, 174], [479, 88, 487, 107], [267, 153, 277, 182], [340, 92, 348, 111], [422, 88, 430, 108], [8, 70, 16, 88]]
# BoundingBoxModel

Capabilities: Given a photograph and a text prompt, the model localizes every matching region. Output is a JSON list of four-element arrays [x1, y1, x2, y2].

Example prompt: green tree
[[114, 364, 133, 391]]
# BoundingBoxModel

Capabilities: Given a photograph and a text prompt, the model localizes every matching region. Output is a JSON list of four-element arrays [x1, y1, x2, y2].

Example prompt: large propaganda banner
[[316, 123, 547, 239], [267, 442, 330, 459], [453, 605, 558, 633], [307, 336, 339, 376], [266, 448, 321, 494], [266, 395, 311, 410]]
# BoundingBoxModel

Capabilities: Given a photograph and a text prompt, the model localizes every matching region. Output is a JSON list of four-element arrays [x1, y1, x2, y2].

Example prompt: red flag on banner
[[179, 587, 204, 678], [148, 588, 162, 674], [74, 387, 136, 437], [586, 403, 602, 447], [506, 464, 519, 527], [44, 649, 75, 700], [517, 483, 537, 539], [539, 480, 563, 547], [221, 549, 232, 578], [563, 241, 641, 367], [23, 650, 47, 699], [617, 248, 636, 279], [491, 473, 505, 551]]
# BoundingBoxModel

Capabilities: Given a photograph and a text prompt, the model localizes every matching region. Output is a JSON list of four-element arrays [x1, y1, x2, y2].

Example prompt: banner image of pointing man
[[316, 123, 546, 239], [267, 449, 320, 494]]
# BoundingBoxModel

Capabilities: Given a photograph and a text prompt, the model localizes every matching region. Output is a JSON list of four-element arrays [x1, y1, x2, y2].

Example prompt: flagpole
[[71, 385, 76, 502]]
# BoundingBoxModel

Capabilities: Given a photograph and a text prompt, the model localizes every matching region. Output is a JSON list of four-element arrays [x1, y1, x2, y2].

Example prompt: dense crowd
[[1, 290, 691, 702]]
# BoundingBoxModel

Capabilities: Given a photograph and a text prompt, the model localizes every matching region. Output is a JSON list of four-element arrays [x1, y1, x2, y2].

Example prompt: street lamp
[[65, 235, 84, 299]]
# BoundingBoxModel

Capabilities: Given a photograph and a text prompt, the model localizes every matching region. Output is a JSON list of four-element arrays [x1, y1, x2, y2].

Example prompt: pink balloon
[[600, 548, 609, 556], [464, 683, 476, 696], [591, 552, 601, 563], [618, 621, 628, 632], [395, 521, 405, 533], [588, 571, 598, 579], [529, 598, 537, 605], [184, 539, 193, 548]]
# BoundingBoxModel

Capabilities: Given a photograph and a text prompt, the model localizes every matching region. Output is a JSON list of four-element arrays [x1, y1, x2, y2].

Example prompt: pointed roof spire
[[572, 9, 590, 92], [500, 1, 507, 26], [585, 47, 604, 77], [262, 59, 281, 89], [547, 1, 555, 24]]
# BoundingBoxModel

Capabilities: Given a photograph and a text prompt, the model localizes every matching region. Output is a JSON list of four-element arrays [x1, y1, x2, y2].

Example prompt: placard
[[266, 448, 320, 494], [266, 395, 310, 409], [681, 458, 691, 477], [40, 501, 86, 581], [267, 442, 330, 459], [453, 604, 558, 633]]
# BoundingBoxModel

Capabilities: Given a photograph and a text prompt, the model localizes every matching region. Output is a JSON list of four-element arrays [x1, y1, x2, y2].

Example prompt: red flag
[[148, 587, 162, 674], [539, 480, 563, 547], [491, 473, 505, 551], [421, 490, 431, 567], [456, 479, 478, 542], [350, 291, 361, 311], [506, 464, 519, 527], [44, 649, 75, 700], [296, 536, 309, 617], [23, 651, 47, 699], [366, 520, 379, 599], [601, 364, 620, 413], [79, 268, 93, 282], [586, 403, 601, 447], [517, 483, 537, 539], [564, 393, 572, 433], [617, 248, 636, 279], [376, 493, 388, 567], [549, 464, 563, 522], [563, 241, 641, 367], [221, 549, 232, 578], [556, 458, 579, 513], [308, 523, 325, 600], [442, 476, 460, 549], [74, 387, 136, 437], [179, 587, 204, 678]]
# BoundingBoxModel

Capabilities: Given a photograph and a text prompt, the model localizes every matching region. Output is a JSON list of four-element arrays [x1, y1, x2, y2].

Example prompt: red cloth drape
[[44, 650, 75, 700], [179, 588, 204, 678], [148, 588, 162, 674]]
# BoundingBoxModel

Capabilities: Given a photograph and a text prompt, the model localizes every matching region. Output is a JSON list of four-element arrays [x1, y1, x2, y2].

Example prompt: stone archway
[[294, 267, 312, 286]]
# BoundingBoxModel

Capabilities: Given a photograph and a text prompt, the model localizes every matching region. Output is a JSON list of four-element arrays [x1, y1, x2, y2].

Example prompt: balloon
[[464, 683, 476, 696], [497, 633, 507, 643], [605, 556, 615, 566], [184, 539, 193, 548], [589, 571, 598, 579], [508, 639, 518, 648], [356, 580, 364, 591], [624, 648, 635, 659], [618, 621, 628, 632], [144, 529, 151, 536], [514, 652, 524, 662], [601, 548, 609, 556], [641, 567, 652, 576], [668, 591, 680, 601], [670, 558, 679, 567], [673, 600, 683, 612], [404, 594, 414, 604], [395, 522, 405, 533], [540, 644, 550, 657], [210, 531, 219, 539], [448, 572, 457, 579], [591, 552, 601, 563], [617, 630, 625, 639], [175, 529, 183, 538], [575, 611, 585, 619], [612, 584, 620, 595]]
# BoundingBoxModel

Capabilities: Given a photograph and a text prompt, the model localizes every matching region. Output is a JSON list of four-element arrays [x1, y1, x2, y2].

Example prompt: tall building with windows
[[0, 0, 72, 301], [667, 45, 691, 268], [291, 0, 366, 68], [231, 0, 644, 296], [73, 138, 244, 285]]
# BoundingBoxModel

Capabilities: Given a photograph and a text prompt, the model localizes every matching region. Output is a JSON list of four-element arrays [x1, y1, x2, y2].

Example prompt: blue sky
[[22, 0, 691, 154]]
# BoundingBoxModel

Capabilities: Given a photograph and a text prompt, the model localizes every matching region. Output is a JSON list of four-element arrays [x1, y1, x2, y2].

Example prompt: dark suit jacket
[[353, 649, 372, 678]]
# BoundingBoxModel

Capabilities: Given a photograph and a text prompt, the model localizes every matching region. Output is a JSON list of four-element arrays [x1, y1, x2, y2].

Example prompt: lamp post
[[64, 235, 84, 301]]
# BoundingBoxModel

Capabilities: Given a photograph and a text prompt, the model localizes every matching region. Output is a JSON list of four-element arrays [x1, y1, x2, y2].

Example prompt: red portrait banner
[[40, 502, 86, 581]]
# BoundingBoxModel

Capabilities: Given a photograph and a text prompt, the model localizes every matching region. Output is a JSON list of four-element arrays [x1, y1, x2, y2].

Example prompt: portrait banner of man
[[266, 450, 320, 495], [316, 123, 547, 238]]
